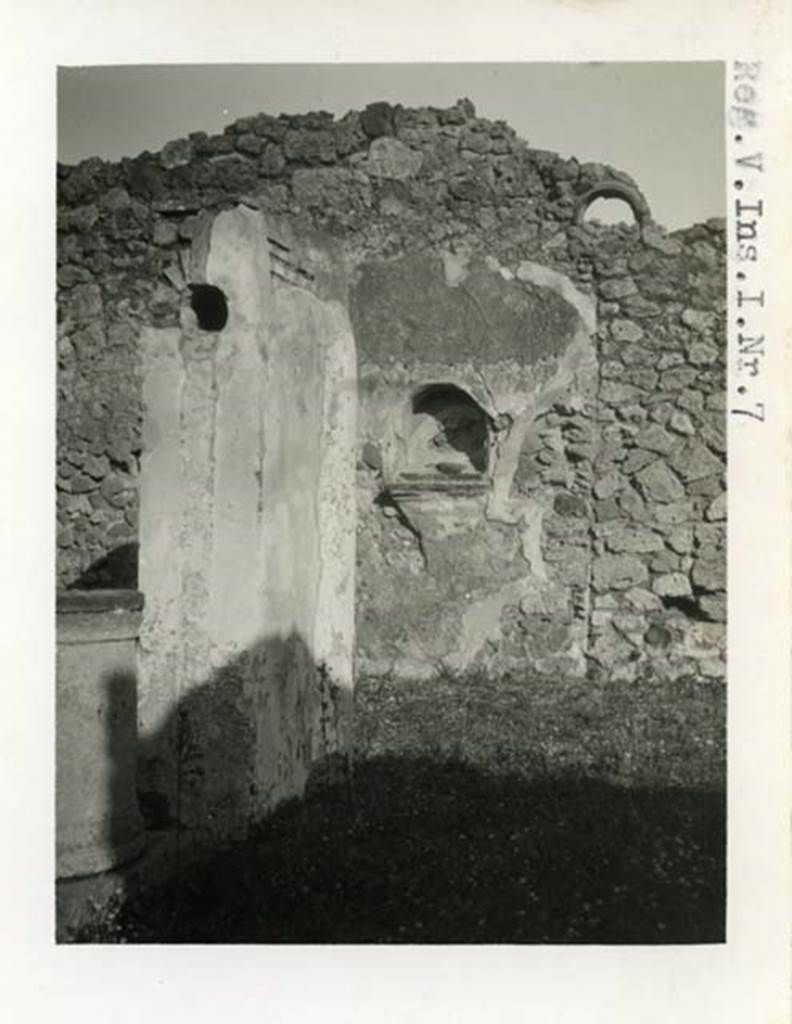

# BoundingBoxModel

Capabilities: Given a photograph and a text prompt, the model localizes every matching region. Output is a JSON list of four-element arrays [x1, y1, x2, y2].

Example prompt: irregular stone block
[[601, 360, 624, 379], [657, 352, 684, 370], [160, 138, 193, 169], [660, 367, 699, 391], [603, 526, 665, 554], [681, 308, 716, 332], [622, 367, 658, 391], [668, 409, 695, 435], [652, 572, 691, 597], [620, 294, 661, 319], [644, 621, 673, 646], [361, 442, 382, 471], [366, 137, 423, 180], [694, 523, 722, 547], [259, 144, 286, 177], [71, 472, 98, 494], [595, 497, 621, 522], [667, 526, 694, 554], [592, 553, 648, 591], [651, 550, 682, 572], [600, 277, 638, 301], [691, 558, 725, 592], [621, 343, 655, 366], [617, 484, 647, 521], [706, 493, 727, 521], [668, 441, 723, 483], [235, 133, 263, 157], [553, 493, 587, 518], [152, 220, 179, 246], [688, 475, 724, 497], [635, 460, 685, 503], [68, 283, 103, 323], [83, 453, 109, 480], [642, 224, 682, 255], [292, 167, 371, 209], [600, 381, 641, 405], [621, 449, 656, 476], [593, 469, 626, 499], [551, 549, 591, 587], [460, 127, 492, 154], [360, 101, 395, 138], [623, 586, 662, 611], [635, 423, 678, 455], [699, 594, 727, 621], [283, 129, 336, 164], [688, 341, 719, 365], [610, 318, 644, 343], [59, 203, 101, 235]]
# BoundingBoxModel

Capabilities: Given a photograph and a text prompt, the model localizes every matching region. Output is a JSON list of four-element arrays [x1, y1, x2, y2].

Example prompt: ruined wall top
[[58, 97, 663, 248]]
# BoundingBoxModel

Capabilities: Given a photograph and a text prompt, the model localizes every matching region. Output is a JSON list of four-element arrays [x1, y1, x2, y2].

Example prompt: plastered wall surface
[[351, 250, 598, 678], [137, 207, 356, 834], [56, 95, 726, 823]]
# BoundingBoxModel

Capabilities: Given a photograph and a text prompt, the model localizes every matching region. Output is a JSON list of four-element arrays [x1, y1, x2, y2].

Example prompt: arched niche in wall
[[580, 196, 637, 227], [573, 180, 651, 228], [396, 383, 493, 490]]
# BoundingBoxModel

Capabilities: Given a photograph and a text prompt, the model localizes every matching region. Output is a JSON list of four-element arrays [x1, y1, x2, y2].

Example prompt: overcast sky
[[58, 62, 724, 230]]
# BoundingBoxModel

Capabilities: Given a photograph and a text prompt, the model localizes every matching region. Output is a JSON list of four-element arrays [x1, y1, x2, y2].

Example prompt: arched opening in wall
[[581, 197, 638, 227], [404, 384, 490, 480], [189, 284, 229, 331], [573, 180, 651, 228]]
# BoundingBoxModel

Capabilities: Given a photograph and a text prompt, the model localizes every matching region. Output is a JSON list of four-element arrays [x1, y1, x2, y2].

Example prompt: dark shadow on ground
[[84, 754, 724, 944], [60, 645, 724, 945]]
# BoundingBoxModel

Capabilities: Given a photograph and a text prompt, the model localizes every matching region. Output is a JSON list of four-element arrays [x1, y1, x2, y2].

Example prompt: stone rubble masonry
[[57, 96, 726, 683]]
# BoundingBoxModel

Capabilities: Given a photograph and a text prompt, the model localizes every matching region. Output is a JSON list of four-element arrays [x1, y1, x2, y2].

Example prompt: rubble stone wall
[[57, 98, 725, 682]]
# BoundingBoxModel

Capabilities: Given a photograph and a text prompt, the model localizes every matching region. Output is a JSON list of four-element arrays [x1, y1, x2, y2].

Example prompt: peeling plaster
[[138, 206, 356, 832]]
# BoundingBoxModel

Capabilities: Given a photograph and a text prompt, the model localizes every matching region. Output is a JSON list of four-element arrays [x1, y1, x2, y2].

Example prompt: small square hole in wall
[[189, 284, 228, 331]]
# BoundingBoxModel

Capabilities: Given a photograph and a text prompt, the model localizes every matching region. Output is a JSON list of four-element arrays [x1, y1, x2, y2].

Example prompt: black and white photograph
[[2, 4, 790, 1023], [55, 62, 728, 944]]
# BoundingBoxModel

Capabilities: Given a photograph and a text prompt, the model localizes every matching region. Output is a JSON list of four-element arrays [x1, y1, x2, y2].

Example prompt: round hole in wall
[[188, 283, 229, 332], [580, 196, 637, 227], [573, 180, 651, 228]]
